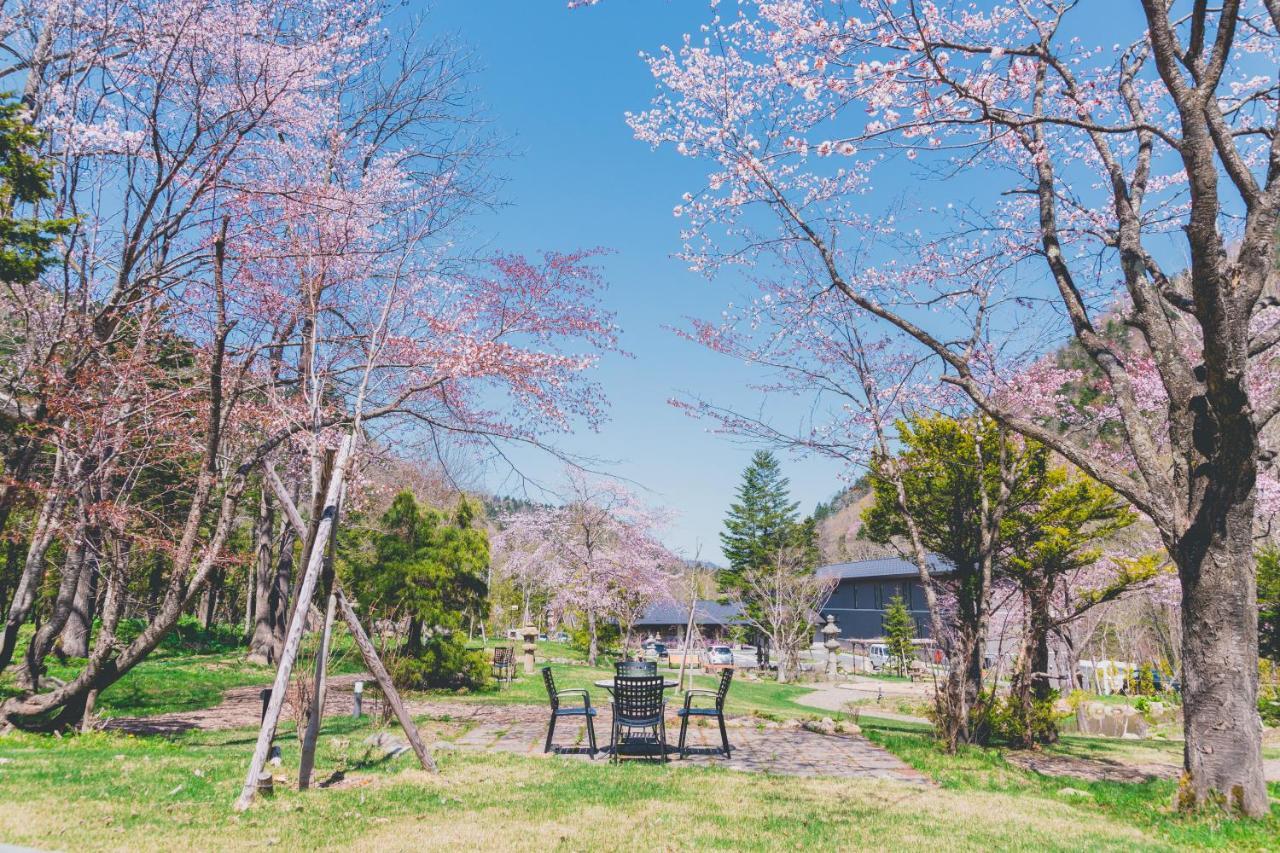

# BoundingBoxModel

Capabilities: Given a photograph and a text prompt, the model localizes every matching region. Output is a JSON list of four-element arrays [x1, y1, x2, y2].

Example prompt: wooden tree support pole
[[298, 480, 344, 791], [335, 586, 436, 772], [297, 591, 337, 790], [234, 435, 353, 812]]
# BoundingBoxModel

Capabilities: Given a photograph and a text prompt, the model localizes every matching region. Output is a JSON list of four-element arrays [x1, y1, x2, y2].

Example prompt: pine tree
[[882, 594, 916, 677], [720, 450, 801, 591], [0, 96, 71, 284]]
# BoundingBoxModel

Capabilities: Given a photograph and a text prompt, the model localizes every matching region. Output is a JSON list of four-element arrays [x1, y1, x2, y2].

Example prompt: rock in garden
[[363, 732, 410, 758]]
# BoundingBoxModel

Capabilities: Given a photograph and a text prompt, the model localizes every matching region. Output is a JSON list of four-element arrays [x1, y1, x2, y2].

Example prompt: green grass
[[0, 717, 1238, 852], [859, 718, 1280, 850], [0, 620, 364, 719], [432, 660, 836, 720]]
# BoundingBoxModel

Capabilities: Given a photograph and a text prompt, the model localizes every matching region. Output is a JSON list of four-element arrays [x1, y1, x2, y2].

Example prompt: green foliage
[[1004, 471, 1138, 591], [720, 450, 802, 588], [343, 490, 489, 640], [881, 594, 916, 676], [1259, 546, 1280, 662], [112, 615, 244, 656], [389, 634, 488, 692], [1258, 659, 1280, 727], [969, 689, 1062, 747], [568, 618, 618, 657], [1130, 663, 1158, 697], [863, 415, 1049, 625], [0, 95, 72, 283]]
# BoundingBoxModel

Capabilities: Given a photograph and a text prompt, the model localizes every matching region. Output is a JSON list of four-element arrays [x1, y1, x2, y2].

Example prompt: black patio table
[[593, 677, 679, 757], [592, 677, 679, 691]]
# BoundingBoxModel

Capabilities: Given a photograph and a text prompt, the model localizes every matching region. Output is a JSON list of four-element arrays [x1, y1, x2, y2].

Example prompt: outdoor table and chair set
[[541, 661, 734, 762]]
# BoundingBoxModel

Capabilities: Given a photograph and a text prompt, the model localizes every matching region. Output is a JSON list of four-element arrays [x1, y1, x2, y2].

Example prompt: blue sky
[[420, 1, 844, 561]]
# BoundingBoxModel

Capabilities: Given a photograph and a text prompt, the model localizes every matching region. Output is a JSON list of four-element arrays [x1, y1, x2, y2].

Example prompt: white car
[[868, 643, 891, 670], [705, 645, 734, 666]]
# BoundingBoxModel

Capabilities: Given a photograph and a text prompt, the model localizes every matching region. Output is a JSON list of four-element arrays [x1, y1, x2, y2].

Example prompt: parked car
[[705, 645, 734, 666], [551, 632, 570, 643], [867, 643, 891, 671]]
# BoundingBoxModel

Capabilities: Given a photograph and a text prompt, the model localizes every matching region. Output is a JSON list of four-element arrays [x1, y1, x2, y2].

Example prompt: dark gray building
[[634, 600, 746, 643], [817, 556, 951, 640]]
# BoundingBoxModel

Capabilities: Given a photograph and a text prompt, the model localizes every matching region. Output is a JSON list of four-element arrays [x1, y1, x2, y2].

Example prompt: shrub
[[970, 689, 1062, 746], [1260, 659, 1280, 727], [390, 633, 488, 691], [568, 619, 619, 657]]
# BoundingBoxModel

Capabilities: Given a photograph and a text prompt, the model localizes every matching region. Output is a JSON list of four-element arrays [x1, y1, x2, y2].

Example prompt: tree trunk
[[0, 451, 70, 674], [24, 517, 92, 688], [1174, 501, 1266, 816], [199, 568, 223, 630], [586, 608, 598, 667], [247, 490, 278, 663], [60, 540, 99, 659]]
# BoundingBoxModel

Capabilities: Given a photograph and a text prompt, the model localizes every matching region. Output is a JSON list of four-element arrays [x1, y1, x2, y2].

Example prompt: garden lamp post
[[520, 624, 538, 675]]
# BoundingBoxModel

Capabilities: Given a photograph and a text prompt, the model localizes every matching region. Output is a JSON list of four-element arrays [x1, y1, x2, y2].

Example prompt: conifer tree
[[720, 450, 801, 592], [882, 594, 916, 677]]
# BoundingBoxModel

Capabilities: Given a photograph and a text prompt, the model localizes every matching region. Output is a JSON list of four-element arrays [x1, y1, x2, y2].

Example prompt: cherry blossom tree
[[494, 472, 676, 666], [0, 0, 619, 732], [613, 0, 1280, 813]]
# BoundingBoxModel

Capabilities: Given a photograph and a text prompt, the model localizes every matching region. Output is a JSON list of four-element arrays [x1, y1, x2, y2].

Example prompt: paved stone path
[[103, 674, 930, 784], [449, 711, 929, 782]]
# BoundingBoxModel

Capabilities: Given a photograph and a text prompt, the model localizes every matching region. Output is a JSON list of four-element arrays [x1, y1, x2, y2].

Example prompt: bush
[[567, 619, 619, 657], [1260, 659, 1280, 727], [390, 633, 488, 691], [112, 615, 243, 656], [970, 689, 1062, 746]]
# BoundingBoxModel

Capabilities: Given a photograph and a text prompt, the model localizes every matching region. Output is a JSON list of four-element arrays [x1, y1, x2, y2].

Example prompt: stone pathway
[[449, 710, 929, 782], [103, 674, 930, 784]]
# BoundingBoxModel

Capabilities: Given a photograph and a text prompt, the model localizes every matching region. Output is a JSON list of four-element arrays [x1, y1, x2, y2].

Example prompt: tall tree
[[720, 450, 802, 588], [863, 415, 1049, 749], [344, 491, 488, 656], [494, 473, 675, 666], [1003, 471, 1149, 746], [611, 0, 1280, 813]]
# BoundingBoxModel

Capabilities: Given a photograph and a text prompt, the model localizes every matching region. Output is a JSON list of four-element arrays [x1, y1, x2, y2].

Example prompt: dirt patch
[[1005, 749, 1178, 784]]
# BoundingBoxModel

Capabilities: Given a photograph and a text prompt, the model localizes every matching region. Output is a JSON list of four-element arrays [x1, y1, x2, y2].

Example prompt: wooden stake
[[335, 587, 436, 772], [298, 477, 344, 790], [297, 591, 337, 790], [677, 591, 698, 692], [234, 435, 353, 812]]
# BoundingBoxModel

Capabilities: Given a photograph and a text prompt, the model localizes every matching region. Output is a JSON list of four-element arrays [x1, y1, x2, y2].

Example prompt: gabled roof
[[816, 555, 951, 581], [635, 600, 746, 627]]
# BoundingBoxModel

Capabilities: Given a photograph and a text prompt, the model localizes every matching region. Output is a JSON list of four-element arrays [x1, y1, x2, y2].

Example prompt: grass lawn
[[433, 660, 837, 720], [5, 715, 1275, 851], [0, 621, 364, 719], [858, 717, 1280, 850]]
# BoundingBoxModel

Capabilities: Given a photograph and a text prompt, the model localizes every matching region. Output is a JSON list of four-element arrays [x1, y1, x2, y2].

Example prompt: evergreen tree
[[882, 594, 916, 677], [0, 95, 71, 284], [344, 491, 489, 654], [720, 450, 802, 591]]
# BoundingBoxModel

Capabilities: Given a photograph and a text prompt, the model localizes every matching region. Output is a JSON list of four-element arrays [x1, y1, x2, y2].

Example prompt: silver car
[[706, 645, 734, 666]]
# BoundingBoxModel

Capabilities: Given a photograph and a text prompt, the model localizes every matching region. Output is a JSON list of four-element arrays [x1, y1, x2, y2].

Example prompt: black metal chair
[[541, 666, 597, 756], [615, 660, 657, 677], [610, 674, 668, 763], [677, 668, 733, 759], [492, 646, 514, 686]]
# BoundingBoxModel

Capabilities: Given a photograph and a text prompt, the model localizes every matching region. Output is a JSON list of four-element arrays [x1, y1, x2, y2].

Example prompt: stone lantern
[[822, 614, 841, 680], [520, 624, 539, 675]]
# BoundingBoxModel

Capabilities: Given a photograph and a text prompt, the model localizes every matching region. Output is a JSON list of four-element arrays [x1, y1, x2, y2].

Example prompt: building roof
[[635, 600, 746, 627], [816, 555, 951, 581]]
